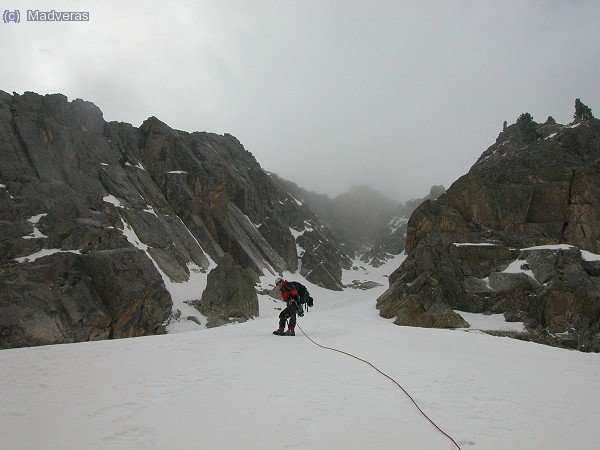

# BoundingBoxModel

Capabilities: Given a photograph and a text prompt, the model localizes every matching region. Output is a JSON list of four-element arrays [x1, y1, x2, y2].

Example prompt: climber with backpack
[[272, 277, 313, 336]]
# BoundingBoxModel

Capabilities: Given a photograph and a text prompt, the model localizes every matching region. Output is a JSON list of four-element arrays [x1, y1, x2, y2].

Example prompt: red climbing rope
[[295, 322, 463, 450]]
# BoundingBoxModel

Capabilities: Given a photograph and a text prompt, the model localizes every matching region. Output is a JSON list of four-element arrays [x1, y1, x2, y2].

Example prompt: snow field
[[455, 311, 525, 333], [1, 255, 599, 449]]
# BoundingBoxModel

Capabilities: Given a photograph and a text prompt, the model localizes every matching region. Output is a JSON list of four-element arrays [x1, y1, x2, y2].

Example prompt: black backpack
[[289, 281, 313, 309]]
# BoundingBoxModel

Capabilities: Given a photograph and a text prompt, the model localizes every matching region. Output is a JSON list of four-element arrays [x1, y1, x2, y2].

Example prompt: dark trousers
[[279, 306, 296, 329]]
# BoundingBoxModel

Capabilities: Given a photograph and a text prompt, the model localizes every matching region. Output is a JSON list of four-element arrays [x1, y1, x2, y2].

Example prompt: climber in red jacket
[[273, 277, 300, 336]]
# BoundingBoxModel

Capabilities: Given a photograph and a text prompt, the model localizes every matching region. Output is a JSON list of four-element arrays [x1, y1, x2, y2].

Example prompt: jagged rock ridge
[[377, 111, 600, 351], [0, 91, 351, 349]]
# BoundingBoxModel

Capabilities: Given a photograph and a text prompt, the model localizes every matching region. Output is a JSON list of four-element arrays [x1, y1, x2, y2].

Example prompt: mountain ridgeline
[[0, 91, 356, 348], [377, 106, 600, 351]]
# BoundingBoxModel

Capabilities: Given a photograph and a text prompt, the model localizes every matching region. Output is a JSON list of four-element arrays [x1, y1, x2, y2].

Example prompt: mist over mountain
[[271, 175, 445, 265], [270, 178, 397, 249]]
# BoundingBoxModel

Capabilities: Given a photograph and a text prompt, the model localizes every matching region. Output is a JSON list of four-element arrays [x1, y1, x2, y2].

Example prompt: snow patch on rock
[[581, 250, 600, 262], [23, 213, 48, 239], [15, 249, 81, 263], [501, 259, 536, 280], [456, 310, 526, 332], [143, 205, 158, 217], [521, 244, 575, 251], [103, 195, 124, 208]]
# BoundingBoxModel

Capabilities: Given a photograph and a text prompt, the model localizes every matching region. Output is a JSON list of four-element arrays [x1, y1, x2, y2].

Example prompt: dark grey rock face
[[377, 116, 600, 351], [0, 92, 205, 348], [0, 253, 112, 348], [82, 248, 172, 339], [0, 90, 351, 349], [297, 229, 352, 290], [199, 254, 258, 327], [258, 216, 298, 272]]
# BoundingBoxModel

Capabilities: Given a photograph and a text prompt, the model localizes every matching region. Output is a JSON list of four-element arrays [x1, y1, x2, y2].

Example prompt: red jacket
[[279, 280, 299, 303]]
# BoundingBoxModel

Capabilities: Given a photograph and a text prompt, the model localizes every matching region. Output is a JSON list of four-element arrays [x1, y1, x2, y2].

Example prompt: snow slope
[[1, 257, 599, 450]]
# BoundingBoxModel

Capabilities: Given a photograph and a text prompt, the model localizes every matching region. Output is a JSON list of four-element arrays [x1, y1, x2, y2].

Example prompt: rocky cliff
[[0, 91, 351, 349], [377, 111, 600, 351]]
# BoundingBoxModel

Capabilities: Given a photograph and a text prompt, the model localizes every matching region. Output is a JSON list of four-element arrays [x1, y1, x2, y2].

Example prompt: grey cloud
[[1, 0, 599, 201]]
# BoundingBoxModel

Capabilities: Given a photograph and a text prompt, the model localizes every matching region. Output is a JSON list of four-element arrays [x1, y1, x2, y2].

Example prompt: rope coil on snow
[[295, 322, 463, 450]]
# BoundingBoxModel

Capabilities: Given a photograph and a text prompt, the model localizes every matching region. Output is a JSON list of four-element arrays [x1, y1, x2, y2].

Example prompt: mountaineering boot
[[273, 329, 285, 336], [285, 330, 295, 336]]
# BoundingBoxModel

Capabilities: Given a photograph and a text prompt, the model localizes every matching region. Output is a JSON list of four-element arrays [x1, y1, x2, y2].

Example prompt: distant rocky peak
[[428, 185, 445, 199], [335, 184, 398, 207], [140, 115, 179, 136]]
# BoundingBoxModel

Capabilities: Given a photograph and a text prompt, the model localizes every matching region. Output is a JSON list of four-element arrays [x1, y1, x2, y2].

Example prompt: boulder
[[199, 254, 258, 327], [377, 272, 469, 328]]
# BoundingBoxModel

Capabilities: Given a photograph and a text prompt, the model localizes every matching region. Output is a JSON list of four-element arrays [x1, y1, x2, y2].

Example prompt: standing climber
[[273, 277, 301, 336]]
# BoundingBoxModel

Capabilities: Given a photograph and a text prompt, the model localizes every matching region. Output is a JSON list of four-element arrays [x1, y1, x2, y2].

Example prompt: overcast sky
[[1, 1, 599, 202]]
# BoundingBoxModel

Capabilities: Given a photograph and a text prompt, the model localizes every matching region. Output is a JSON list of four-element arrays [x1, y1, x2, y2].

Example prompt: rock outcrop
[[296, 228, 352, 290], [199, 254, 258, 328], [0, 90, 351, 349], [377, 112, 600, 351]]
